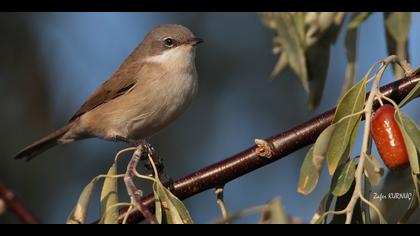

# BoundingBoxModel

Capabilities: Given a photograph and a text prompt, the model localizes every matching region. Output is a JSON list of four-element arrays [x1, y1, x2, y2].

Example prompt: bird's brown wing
[[69, 62, 144, 121]]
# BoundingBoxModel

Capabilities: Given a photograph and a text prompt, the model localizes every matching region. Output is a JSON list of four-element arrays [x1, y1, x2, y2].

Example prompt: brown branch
[[108, 74, 419, 224], [0, 181, 39, 224]]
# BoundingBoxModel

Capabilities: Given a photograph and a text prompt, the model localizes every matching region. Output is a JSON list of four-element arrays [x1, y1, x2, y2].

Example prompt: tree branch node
[[255, 139, 275, 159]]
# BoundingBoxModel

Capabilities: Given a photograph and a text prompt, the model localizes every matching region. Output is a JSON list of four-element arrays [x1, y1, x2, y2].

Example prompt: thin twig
[[0, 181, 39, 224], [215, 186, 228, 222], [213, 205, 265, 224], [124, 144, 158, 224], [359, 194, 385, 223], [122, 205, 134, 225], [313, 209, 348, 224]]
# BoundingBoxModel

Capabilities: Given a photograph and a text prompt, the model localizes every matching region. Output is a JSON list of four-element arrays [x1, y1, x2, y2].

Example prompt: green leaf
[[67, 178, 99, 224], [260, 198, 288, 224], [327, 77, 367, 175], [384, 12, 411, 79], [331, 159, 356, 196], [364, 154, 384, 185], [165, 188, 193, 224], [395, 111, 420, 174], [399, 80, 420, 108], [331, 13, 346, 42], [347, 12, 372, 30], [318, 12, 337, 33], [314, 124, 337, 163], [306, 39, 331, 110], [297, 147, 316, 195], [399, 112, 420, 153], [318, 12, 346, 41], [154, 185, 163, 224], [332, 77, 367, 123], [306, 12, 345, 110], [349, 118, 362, 156], [297, 124, 335, 195], [342, 13, 362, 95], [342, 30, 357, 95], [311, 192, 334, 224], [330, 181, 362, 224], [274, 13, 309, 93], [153, 181, 193, 224], [385, 12, 411, 43], [292, 12, 306, 47], [100, 163, 119, 224], [305, 12, 320, 46]]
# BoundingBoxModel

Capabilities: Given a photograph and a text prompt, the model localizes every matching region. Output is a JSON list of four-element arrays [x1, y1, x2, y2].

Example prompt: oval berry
[[371, 104, 409, 170]]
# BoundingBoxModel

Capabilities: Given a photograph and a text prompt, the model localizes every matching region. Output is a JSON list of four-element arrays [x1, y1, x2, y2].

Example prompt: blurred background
[[0, 12, 419, 224]]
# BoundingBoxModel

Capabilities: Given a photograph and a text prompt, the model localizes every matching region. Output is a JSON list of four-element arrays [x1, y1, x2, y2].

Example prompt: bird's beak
[[186, 37, 204, 46]]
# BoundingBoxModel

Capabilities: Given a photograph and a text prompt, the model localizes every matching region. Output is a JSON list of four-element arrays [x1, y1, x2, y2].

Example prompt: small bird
[[15, 24, 203, 161]]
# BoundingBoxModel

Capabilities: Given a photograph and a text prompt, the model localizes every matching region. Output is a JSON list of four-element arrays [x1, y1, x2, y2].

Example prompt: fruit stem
[[344, 55, 399, 224]]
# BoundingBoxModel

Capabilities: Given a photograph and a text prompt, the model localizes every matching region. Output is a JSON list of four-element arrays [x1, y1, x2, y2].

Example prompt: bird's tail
[[14, 123, 74, 161]]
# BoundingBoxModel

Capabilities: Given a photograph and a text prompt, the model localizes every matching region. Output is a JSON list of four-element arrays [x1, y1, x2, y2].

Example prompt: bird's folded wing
[[69, 62, 144, 121]]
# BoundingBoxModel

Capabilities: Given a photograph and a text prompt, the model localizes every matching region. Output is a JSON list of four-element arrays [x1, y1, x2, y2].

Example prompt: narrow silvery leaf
[[311, 192, 334, 224], [270, 53, 288, 79], [318, 12, 338, 33], [274, 13, 309, 93], [342, 13, 363, 95], [305, 12, 320, 46], [164, 186, 194, 224], [154, 182, 182, 224], [385, 12, 411, 42], [100, 163, 119, 224], [341, 29, 358, 96], [306, 12, 345, 110], [67, 178, 99, 224], [292, 12, 306, 47], [364, 154, 384, 185], [384, 12, 411, 79], [347, 12, 372, 30], [306, 40, 331, 111], [260, 198, 288, 224], [399, 112, 420, 154], [395, 111, 420, 174], [153, 181, 193, 224], [399, 80, 420, 107]]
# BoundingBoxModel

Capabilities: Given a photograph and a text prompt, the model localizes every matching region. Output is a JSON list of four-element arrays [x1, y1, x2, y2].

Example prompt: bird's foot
[[114, 135, 146, 147], [140, 143, 172, 188], [159, 173, 174, 190], [119, 138, 171, 188], [142, 144, 165, 174]]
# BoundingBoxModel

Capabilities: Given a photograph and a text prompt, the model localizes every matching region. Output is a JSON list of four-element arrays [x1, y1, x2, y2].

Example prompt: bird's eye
[[164, 38, 174, 47]]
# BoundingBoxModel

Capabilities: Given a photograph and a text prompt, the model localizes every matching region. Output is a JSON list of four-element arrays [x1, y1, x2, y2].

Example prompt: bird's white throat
[[145, 45, 196, 71]]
